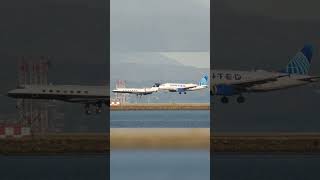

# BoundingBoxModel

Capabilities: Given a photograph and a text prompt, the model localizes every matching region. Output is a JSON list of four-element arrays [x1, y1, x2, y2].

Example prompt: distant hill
[[111, 52, 209, 83]]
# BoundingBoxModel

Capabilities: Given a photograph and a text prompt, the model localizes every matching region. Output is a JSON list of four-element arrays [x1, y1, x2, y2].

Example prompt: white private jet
[[112, 83, 160, 97], [212, 44, 320, 103], [158, 75, 208, 94], [7, 85, 109, 114]]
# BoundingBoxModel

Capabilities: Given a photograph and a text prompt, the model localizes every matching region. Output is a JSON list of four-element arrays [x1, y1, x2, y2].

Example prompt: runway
[[110, 103, 210, 111], [2, 130, 320, 154]]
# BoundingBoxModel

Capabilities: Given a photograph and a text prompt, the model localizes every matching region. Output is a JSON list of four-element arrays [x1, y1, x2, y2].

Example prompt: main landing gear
[[236, 96, 245, 103], [95, 102, 102, 114], [85, 104, 92, 115], [221, 96, 229, 104], [178, 92, 187, 94], [220, 95, 245, 104], [85, 102, 103, 115]]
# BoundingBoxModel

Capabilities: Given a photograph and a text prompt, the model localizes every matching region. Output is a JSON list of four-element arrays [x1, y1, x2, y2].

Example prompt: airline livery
[[159, 75, 208, 94], [211, 44, 320, 103], [7, 85, 109, 114]]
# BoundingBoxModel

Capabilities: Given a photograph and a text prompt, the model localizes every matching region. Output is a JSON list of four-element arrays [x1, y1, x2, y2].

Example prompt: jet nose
[[7, 90, 14, 97], [7, 89, 19, 98]]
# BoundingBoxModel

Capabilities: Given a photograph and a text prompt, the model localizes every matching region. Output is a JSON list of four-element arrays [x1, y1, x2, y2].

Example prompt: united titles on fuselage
[[212, 72, 242, 80]]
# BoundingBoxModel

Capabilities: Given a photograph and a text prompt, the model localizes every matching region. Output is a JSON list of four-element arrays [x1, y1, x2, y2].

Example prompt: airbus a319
[[211, 44, 320, 103]]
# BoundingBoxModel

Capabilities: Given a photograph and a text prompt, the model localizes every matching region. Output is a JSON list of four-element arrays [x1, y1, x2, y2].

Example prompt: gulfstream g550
[[7, 85, 109, 114], [211, 44, 320, 103]]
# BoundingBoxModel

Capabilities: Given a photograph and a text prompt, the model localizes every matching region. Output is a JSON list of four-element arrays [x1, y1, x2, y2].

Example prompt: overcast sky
[[111, 0, 210, 52], [224, 0, 320, 20]]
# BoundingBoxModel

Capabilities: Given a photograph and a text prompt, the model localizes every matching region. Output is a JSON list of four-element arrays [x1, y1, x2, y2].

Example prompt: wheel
[[96, 108, 102, 114], [85, 110, 92, 115], [179, 92, 182, 94], [184, 92, 186, 94], [237, 96, 245, 103], [85, 104, 91, 115], [221, 96, 229, 104]]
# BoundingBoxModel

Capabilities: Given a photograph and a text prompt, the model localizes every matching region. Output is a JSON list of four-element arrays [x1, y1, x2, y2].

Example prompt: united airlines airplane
[[159, 75, 208, 94], [212, 44, 320, 103], [7, 85, 109, 114]]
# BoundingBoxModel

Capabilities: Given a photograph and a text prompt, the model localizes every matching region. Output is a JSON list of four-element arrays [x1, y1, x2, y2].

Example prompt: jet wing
[[229, 74, 288, 90], [176, 85, 198, 92], [298, 76, 320, 82], [66, 97, 108, 104]]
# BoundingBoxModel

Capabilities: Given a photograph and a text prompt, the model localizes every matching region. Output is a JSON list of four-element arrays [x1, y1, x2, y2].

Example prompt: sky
[[224, 0, 320, 20], [111, 0, 210, 52], [160, 52, 209, 68]]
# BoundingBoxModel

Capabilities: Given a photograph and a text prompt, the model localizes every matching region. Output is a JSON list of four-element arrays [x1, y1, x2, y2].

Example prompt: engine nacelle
[[212, 85, 237, 96]]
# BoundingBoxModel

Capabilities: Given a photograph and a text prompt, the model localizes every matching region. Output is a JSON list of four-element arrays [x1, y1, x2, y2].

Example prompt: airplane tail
[[199, 75, 208, 86], [284, 44, 314, 75]]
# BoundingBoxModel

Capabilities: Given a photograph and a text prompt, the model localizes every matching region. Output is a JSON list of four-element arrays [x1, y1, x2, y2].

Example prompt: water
[[111, 110, 209, 128], [0, 155, 109, 180], [0, 151, 209, 180], [111, 150, 209, 180], [212, 154, 320, 180]]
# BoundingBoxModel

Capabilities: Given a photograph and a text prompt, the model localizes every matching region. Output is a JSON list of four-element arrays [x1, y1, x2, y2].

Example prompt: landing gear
[[136, 94, 143, 103], [95, 108, 102, 114], [85, 104, 92, 115], [184, 92, 186, 94], [95, 102, 102, 114], [179, 92, 181, 94], [84, 101, 105, 115], [221, 96, 229, 104], [236, 96, 245, 103]]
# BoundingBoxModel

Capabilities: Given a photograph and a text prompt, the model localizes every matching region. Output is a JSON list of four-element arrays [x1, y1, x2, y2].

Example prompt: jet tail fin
[[284, 44, 314, 75], [199, 75, 208, 86]]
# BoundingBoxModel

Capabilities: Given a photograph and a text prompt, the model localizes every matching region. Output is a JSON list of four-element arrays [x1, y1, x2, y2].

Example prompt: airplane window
[[77, 91, 81, 93], [56, 90, 60, 93], [70, 91, 74, 93], [49, 90, 53, 93], [42, 90, 46, 92], [84, 91, 88, 94], [64, 90, 68, 93]]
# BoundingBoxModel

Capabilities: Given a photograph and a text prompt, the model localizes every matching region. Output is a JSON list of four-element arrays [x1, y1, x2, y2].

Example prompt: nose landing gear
[[236, 96, 245, 103], [221, 96, 229, 104], [85, 104, 92, 115]]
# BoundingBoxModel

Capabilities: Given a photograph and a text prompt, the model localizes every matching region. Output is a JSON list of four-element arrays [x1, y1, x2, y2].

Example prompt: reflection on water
[[212, 154, 320, 180], [0, 155, 109, 180], [111, 111, 209, 128], [111, 150, 209, 180]]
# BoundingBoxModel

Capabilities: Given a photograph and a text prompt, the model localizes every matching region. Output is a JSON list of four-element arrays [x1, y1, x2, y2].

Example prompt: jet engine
[[212, 85, 237, 96]]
